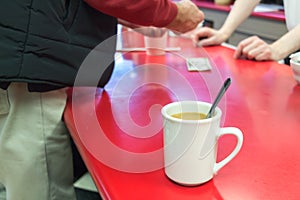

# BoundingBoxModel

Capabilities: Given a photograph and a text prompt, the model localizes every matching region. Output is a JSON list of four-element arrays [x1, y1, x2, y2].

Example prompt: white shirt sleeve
[[284, 0, 300, 30]]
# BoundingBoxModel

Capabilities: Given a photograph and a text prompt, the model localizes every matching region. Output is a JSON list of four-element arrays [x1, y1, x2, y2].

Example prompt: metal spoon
[[206, 78, 231, 118]]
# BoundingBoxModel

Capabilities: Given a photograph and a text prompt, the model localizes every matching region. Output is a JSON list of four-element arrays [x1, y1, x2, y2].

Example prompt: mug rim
[[161, 100, 222, 124], [290, 59, 300, 64]]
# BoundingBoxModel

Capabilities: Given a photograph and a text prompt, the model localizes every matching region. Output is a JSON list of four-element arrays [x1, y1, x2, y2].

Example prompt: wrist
[[218, 27, 233, 42], [270, 43, 288, 61]]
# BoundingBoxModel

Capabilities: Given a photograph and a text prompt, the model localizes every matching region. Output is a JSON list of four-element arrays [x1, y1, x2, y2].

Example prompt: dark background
[[260, 0, 283, 5]]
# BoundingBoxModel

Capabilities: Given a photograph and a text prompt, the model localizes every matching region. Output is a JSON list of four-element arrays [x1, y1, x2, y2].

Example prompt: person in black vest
[[0, 0, 204, 199]]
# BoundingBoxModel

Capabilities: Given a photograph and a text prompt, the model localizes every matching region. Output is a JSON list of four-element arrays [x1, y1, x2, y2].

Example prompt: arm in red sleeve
[[84, 0, 178, 27]]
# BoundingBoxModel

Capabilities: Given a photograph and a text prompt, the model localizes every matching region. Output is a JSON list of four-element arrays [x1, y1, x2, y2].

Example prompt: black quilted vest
[[0, 0, 117, 92]]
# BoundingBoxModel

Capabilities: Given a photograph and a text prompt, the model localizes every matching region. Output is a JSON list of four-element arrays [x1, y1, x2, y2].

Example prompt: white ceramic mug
[[290, 52, 300, 85], [161, 101, 243, 186]]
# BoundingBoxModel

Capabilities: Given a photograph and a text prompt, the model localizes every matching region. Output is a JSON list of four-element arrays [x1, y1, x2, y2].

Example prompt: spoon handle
[[206, 78, 231, 118]]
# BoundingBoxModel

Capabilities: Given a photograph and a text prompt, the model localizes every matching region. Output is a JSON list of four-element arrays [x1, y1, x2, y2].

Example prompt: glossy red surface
[[64, 34, 300, 199]]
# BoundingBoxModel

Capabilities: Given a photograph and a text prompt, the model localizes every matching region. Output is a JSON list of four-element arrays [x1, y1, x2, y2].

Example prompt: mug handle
[[213, 127, 243, 174]]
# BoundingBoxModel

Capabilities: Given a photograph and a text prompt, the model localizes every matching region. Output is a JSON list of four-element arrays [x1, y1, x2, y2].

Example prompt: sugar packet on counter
[[186, 58, 212, 71]]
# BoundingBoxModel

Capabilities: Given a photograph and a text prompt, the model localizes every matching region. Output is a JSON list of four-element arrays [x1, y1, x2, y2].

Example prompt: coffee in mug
[[171, 112, 207, 120], [161, 101, 243, 186]]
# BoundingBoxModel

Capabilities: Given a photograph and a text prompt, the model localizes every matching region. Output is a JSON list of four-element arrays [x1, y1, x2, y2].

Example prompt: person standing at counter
[[193, 0, 300, 62], [0, 0, 204, 200]]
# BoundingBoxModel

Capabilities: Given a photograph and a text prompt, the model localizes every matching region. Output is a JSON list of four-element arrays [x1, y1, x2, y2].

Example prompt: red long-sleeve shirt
[[85, 0, 178, 27]]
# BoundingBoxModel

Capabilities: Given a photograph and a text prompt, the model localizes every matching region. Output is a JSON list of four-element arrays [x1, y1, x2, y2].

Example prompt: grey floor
[[0, 173, 101, 200], [74, 173, 102, 200]]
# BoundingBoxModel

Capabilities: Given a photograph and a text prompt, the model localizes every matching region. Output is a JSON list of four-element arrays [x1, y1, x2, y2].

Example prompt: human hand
[[234, 36, 279, 61], [166, 0, 204, 33], [192, 27, 229, 47]]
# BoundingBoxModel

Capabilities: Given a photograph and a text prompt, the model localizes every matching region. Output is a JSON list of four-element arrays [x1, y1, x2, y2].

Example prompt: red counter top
[[64, 31, 300, 200]]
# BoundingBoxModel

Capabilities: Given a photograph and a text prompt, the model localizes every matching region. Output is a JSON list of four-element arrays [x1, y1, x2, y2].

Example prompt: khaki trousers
[[0, 83, 76, 200]]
